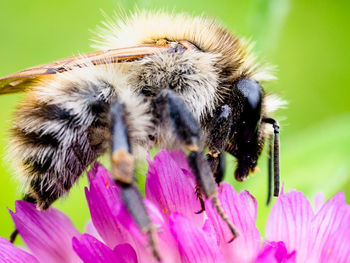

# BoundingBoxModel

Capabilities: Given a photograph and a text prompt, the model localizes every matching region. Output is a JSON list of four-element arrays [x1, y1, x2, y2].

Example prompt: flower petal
[[265, 190, 314, 262], [87, 163, 177, 263], [239, 190, 258, 222], [0, 237, 39, 263], [169, 213, 224, 263], [86, 163, 130, 247], [9, 201, 81, 263], [313, 192, 325, 213], [114, 243, 138, 263], [321, 224, 350, 263], [73, 234, 136, 263], [116, 199, 179, 263], [84, 221, 102, 241], [205, 183, 260, 263], [168, 150, 192, 172], [87, 164, 154, 262], [256, 241, 296, 263], [310, 192, 350, 261], [145, 150, 204, 226], [202, 219, 219, 246]]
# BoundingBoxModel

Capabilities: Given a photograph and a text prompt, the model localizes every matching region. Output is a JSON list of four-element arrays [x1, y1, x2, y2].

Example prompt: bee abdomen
[[10, 78, 116, 209]]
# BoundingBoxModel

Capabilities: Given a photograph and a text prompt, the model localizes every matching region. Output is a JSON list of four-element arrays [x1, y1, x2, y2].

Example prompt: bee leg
[[153, 90, 238, 240], [9, 230, 18, 243], [153, 89, 200, 151], [194, 184, 205, 214], [110, 101, 161, 262], [188, 151, 239, 241], [206, 104, 232, 184], [153, 89, 204, 213], [196, 153, 225, 214], [119, 184, 160, 261], [207, 153, 226, 184]]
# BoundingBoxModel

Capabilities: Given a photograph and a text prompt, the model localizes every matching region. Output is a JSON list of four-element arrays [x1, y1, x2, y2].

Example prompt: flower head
[[1, 149, 350, 262]]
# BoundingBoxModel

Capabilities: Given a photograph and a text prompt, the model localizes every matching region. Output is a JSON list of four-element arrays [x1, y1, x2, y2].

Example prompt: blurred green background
[[0, 0, 349, 239]]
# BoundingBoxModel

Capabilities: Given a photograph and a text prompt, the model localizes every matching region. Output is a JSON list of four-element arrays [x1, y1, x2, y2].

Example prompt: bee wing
[[0, 43, 185, 95]]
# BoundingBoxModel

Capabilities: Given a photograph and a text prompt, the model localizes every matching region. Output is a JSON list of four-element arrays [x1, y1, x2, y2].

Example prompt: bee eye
[[230, 78, 263, 181], [236, 78, 263, 128], [235, 78, 263, 141]]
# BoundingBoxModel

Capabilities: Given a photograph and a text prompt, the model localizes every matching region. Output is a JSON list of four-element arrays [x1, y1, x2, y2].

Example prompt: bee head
[[226, 78, 264, 181]]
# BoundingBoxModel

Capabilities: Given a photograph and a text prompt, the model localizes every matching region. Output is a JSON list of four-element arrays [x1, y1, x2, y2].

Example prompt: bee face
[[226, 78, 264, 181], [1, 11, 283, 258]]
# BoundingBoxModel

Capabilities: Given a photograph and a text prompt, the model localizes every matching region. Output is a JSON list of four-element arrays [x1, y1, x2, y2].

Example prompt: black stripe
[[32, 103, 80, 127], [14, 129, 59, 148], [29, 175, 58, 209], [24, 155, 53, 174], [89, 98, 109, 116]]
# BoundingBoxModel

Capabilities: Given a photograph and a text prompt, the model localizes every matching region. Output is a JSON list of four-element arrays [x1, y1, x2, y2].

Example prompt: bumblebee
[[0, 11, 283, 260]]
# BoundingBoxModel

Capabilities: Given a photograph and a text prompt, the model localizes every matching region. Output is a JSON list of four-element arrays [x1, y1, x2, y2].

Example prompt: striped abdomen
[[10, 78, 115, 209]]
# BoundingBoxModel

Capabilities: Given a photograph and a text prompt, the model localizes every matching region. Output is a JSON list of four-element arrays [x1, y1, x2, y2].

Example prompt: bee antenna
[[266, 136, 273, 205], [262, 117, 280, 204]]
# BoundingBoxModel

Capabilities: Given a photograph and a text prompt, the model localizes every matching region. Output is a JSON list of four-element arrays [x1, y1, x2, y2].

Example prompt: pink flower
[[265, 190, 350, 262], [1, 149, 349, 262]]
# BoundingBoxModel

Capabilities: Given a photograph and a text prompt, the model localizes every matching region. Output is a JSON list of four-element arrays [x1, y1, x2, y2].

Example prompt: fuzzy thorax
[[129, 49, 220, 120]]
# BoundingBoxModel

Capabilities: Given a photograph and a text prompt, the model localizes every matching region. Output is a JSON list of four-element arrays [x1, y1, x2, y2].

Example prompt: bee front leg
[[206, 104, 233, 184], [196, 153, 226, 213], [207, 153, 226, 184], [109, 101, 161, 262], [153, 90, 239, 240]]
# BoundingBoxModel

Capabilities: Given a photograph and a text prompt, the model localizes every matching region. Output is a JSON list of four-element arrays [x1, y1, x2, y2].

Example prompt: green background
[[0, 0, 349, 239]]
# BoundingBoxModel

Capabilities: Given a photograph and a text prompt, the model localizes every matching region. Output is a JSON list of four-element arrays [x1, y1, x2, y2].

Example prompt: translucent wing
[[0, 41, 193, 95]]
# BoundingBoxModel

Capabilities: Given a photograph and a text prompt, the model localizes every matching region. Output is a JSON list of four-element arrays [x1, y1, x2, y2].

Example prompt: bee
[[0, 11, 283, 260]]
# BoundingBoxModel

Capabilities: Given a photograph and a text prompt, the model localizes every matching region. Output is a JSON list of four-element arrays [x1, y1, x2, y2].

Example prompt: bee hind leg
[[153, 90, 239, 240], [110, 101, 161, 262]]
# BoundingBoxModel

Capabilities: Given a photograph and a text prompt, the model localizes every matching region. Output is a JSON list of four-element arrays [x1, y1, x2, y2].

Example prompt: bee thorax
[[129, 49, 220, 121]]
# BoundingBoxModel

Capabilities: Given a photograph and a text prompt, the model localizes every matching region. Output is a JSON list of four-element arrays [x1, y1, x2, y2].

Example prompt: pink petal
[[117, 199, 179, 263], [114, 243, 138, 263], [168, 149, 192, 172], [87, 164, 154, 262], [265, 190, 314, 262], [256, 241, 296, 263], [205, 183, 260, 262], [321, 224, 350, 263], [84, 221, 102, 241], [9, 201, 81, 263], [202, 219, 220, 246], [240, 190, 258, 222], [73, 234, 137, 263], [313, 192, 325, 213], [86, 163, 130, 247], [0, 237, 39, 263], [169, 213, 224, 263], [87, 163, 177, 263], [310, 192, 350, 261], [115, 199, 153, 248], [145, 150, 204, 226]]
